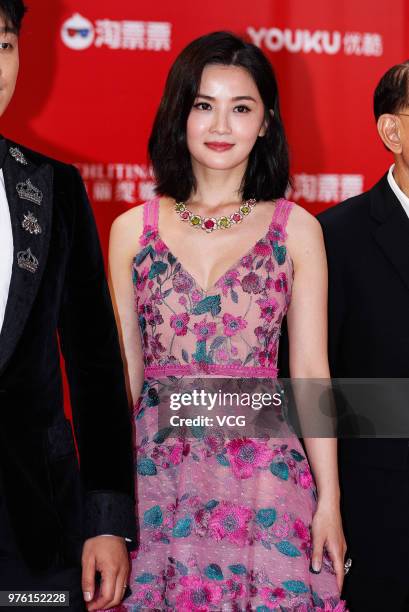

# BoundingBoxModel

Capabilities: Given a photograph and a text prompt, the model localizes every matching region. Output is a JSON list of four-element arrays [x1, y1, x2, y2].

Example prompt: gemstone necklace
[[174, 198, 257, 233]]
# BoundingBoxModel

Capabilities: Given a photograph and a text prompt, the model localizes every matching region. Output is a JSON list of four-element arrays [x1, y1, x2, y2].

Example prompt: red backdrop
[[2, 0, 408, 413]]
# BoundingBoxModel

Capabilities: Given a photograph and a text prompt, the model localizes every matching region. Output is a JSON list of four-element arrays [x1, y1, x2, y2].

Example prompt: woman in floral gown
[[109, 31, 348, 611]]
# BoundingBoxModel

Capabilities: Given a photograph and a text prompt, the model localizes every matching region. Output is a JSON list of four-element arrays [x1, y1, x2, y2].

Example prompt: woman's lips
[[205, 142, 234, 152]]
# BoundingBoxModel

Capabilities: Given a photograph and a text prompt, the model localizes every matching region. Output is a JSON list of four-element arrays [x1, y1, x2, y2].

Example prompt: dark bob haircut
[[374, 60, 409, 121], [0, 0, 27, 34], [148, 31, 290, 202]]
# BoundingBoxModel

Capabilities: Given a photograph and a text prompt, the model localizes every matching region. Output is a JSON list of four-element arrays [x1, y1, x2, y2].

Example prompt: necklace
[[174, 198, 257, 232]]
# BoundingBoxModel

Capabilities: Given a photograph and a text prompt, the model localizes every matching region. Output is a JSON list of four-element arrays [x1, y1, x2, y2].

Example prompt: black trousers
[[340, 461, 409, 612], [0, 492, 85, 612]]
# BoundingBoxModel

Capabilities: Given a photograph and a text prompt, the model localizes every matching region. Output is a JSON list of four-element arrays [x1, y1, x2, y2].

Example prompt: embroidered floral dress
[[120, 197, 346, 612]]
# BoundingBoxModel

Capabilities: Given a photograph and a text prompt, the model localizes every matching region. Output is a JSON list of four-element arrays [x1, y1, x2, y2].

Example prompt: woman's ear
[[259, 109, 274, 137]]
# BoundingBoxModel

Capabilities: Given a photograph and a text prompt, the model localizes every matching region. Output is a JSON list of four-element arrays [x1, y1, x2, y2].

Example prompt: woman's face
[[186, 64, 267, 173]]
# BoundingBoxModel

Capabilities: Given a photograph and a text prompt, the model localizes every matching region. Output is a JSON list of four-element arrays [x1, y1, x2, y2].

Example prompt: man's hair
[[149, 31, 290, 202], [374, 61, 409, 120], [0, 0, 27, 34]]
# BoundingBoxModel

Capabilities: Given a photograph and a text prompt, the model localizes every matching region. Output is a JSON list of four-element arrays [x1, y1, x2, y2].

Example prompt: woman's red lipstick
[[205, 142, 234, 151]]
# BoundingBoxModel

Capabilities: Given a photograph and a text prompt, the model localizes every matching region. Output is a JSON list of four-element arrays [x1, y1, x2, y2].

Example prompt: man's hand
[[81, 535, 130, 611]]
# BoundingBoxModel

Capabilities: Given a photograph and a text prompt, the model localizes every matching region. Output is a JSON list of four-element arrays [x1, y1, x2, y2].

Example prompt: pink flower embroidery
[[225, 578, 247, 600], [268, 222, 285, 242], [226, 438, 274, 479], [256, 297, 279, 322], [178, 295, 187, 306], [293, 518, 310, 541], [139, 225, 157, 247], [240, 254, 253, 268], [134, 584, 163, 607], [222, 313, 247, 337], [193, 318, 217, 342], [299, 468, 313, 489], [275, 272, 288, 293], [191, 289, 202, 302], [134, 265, 149, 291], [176, 575, 223, 612], [260, 586, 286, 606], [215, 269, 241, 296], [169, 442, 184, 465], [241, 271, 263, 294], [209, 501, 252, 546], [155, 238, 167, 254], [170, 313, 190, 336], [173, 271, 194, 293], [254, 240, 272, 257]]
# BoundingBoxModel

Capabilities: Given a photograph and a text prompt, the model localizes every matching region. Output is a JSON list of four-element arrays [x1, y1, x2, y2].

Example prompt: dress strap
[[142, 197, 160, 231], [271, 198, 294, 240]]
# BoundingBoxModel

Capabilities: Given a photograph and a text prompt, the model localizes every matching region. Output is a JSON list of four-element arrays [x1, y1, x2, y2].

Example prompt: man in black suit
[[317, 62, 409, 611], [0, 2, 136, 610]]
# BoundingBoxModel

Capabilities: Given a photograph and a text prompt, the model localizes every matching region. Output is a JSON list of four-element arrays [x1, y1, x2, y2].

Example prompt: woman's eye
[[193, 102, 212, 111], [0, 42, 12, 50], [234, 105, 251, 113]]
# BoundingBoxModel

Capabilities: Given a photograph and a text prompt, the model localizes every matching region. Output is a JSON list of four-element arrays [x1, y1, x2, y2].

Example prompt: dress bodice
[[133, 197, 294, 378]]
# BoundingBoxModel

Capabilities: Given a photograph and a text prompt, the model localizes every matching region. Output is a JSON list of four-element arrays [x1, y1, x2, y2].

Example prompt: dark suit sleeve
[[58, 166, 136, 546], [317, 210, 347, 375]]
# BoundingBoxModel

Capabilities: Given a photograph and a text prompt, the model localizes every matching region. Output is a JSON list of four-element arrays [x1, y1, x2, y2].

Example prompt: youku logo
[[247, 26, 383, 57], [61, 14, 95, 50]]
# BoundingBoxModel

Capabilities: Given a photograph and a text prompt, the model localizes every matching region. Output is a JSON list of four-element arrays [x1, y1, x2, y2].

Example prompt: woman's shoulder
[[286, 201, 323, 238], [285, 201, 324, 260], [109, 203, 147, 257]]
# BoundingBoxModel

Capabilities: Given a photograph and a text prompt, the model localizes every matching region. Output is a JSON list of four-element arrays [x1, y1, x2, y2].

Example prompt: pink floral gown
[[119, 197, 346, 612]]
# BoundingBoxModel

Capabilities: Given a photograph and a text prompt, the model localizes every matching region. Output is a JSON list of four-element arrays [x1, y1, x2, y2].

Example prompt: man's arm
[[57, 165, 136, 544]]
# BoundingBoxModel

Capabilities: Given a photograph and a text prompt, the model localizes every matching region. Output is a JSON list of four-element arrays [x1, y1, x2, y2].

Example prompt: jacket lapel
[[0, 141, 53, 375], [371, 173, 409, 294]]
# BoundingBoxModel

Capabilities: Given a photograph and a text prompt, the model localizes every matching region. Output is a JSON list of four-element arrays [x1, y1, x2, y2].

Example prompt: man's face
[[0, 14, 19, 118]]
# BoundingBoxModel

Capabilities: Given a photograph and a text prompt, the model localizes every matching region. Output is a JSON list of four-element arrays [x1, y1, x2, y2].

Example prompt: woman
[[109, 31, 347, 611]]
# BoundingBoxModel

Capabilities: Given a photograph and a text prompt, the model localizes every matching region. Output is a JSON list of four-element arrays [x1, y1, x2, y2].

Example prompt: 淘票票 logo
[[61, 13, 95, 50]]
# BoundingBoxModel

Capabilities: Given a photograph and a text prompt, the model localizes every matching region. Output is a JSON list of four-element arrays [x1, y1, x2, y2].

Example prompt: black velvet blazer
[[0, 138, 136, 570]]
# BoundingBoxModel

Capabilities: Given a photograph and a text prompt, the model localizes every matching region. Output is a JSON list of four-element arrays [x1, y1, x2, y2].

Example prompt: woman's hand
[[310, 499, 347, 592]]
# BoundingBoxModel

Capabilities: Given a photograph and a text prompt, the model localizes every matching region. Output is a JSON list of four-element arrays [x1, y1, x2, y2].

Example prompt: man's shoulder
[[317, 190, 370, 231], [7, 139, 79, 182]]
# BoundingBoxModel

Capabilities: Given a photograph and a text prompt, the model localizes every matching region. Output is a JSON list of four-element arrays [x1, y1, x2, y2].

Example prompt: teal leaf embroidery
[[270, 461, 289, 480], [192, 295, 221, 316], [290, 449, 305, 462], [181, 349, 189, 363], [135, 572, 155, 584], [172, 517, 192, 538], [275, 541, 301, 557], [205, 499, 219, 510], [228, 564, 247, 575], [216, 453, 230, 466], [143, 505, 163, 526], [167, 252, 177, 265], [191, 425, 205, 439], [282, 580, 309, 594], [204, 564, 224, 580], [137, 458, 157, 476], [256, 508, 277, 528], [148, 261, 168, 279], [134, 245, 154, 266], [272, 242, 286, 265], [153, 427, 174, 444]]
